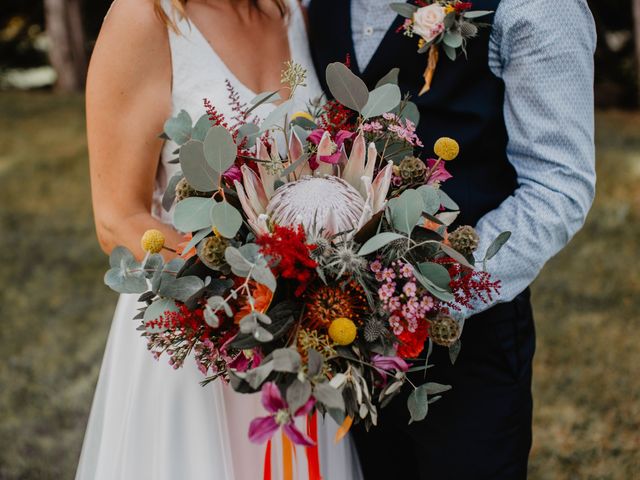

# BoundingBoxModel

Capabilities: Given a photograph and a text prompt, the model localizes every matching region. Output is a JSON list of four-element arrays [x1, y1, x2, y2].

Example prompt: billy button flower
[[140, 229, 165, 254], [291, 111, 314, 123], [328, 317, 358, 346], [434, 137, 460, 161]]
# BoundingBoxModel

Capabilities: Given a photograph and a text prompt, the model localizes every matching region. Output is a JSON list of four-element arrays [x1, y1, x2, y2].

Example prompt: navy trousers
[[352, 290, 535, 479]]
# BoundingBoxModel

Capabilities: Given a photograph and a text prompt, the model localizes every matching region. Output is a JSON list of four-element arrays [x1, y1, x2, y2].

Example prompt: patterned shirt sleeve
[[458, 0, 597, 319]]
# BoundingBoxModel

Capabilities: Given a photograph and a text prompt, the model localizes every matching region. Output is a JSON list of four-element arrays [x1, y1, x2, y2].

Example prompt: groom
[[307, 0, 596, 478]]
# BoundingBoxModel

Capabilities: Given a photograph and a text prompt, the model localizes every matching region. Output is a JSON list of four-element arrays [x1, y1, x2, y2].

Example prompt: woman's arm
[[87, 0, 183, 259]]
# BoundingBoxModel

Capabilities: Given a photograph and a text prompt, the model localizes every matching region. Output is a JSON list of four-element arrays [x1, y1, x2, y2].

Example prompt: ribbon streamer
[[305, 412, 322, 480], [419, 44, 440, 96], [263, 439, 272, 480]]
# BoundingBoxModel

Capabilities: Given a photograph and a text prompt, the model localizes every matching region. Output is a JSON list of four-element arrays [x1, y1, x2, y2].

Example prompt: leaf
[[203, 126, 237, 173], [272, 348, 302, 373], [157, 275, 204, 303], [313, 383, 345, 411], [143, 298, 180, 333], [179, 140, 219, 192], [163, 110, 192, 145], [104, 247, 147, 294], [237, 123, 260, 148], [407, 386, 428, 423], [443, 31, 463, 49], [439, 243, 474, 269], [162, 173, 183, 211], [413, 270, 456, 303], [191, 114, 211, 142], [225, 246, 253, 277], [398, 101, 420, 125], [463, 10, 493, 19], [325, 62, 369, 112], [375, 68, 400, 88], [484, 231, 511, 262], [173, 197, 214, 232], [180, 228, 210, 257], [260, 100, 293, 133], [424, 382, 452, 395], [307, 349, 323, 377], [418, 262, 452, 291], [389, 189, 424, 235], [242, 362, 274, 389], [437, 189, 459, 210], [251, 265, 277, 292], [249, 90, 281, 108], [449, 339, 462, 364], [358, 232, 405, 256], [361, 84, 402, 119], [287, 380, 312, 413], [390, 2, 418, 18], [210, 201, 242, 239], [443, 44, 457, 61], [142, 253, 164, 280], [417, 185, 441, 215]]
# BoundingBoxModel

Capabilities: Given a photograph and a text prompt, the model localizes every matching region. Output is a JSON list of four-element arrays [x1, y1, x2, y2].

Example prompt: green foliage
[[325, 62, 369, 112]]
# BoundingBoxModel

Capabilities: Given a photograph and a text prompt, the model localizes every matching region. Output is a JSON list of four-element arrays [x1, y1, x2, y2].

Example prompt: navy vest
[[308, 0, 514, 227]]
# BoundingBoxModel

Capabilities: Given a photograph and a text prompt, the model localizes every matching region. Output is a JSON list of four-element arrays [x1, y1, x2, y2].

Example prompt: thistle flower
[[248, 382, 315, 446]]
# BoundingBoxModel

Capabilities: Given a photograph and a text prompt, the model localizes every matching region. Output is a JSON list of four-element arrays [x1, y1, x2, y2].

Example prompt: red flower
[[396, 319, 429, 359], [454, 2, 474, 13], [257, 225, 318, 297]]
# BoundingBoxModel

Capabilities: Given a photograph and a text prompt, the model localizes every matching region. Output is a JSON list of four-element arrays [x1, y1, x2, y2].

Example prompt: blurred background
[[0, 1, 639, 478]]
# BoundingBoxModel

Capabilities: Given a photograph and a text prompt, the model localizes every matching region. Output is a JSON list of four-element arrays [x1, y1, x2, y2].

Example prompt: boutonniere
[[391, 1, 492, 95]]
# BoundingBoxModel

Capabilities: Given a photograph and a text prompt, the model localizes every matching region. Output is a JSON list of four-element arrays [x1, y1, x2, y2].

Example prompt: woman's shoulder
[[102, 0, 166, 40]]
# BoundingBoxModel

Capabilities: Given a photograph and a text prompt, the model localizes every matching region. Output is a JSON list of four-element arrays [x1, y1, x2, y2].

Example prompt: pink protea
[[248, 382, 316, 446]]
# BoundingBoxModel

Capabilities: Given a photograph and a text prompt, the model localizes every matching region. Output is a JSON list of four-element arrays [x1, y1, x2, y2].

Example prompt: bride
[[75, 0, 362, 478]]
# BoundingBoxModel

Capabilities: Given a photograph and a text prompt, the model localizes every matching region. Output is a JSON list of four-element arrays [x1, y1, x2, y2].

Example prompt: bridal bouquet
[[104, 62, 509, 449]]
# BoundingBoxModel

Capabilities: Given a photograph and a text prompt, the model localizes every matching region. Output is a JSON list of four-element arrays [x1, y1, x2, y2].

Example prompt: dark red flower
[[396, 319, 429, 359]]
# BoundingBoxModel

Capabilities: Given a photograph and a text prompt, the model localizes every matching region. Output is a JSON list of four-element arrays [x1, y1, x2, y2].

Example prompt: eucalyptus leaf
[[443, 31, 463, 49], [180, 228, 211, 257], [418, 262, 452, 291], [414, 270, 456, 303], [398, 101, 420, 125], [157, 275, 204, 303], [251, 265, 277, 292], [104, 247, 147, 294], [260, 100, 293, 133], [443, 44, 457, 61], [314, 382, 345, 411], [163, 110, 192, 145], [389, 189, 424, 235], [417, 185, 441, 215], [143, 298, 180, 333], [325, 62, 369, 112], [162, 173, 183, 212], [173, 197, 214, 232], [484, 231, 512, 262], [440, 243, 474, 269], [375, 68, 400, 88], [225, 246, 252, 277], [307, 349, 323, 377], [272, 348, 302, 373], [449, 339, 462, 364], [203, 126, 237, 173], [361, 83, 402, 119], [249, 90, 281, 107], [390, 2, 418, 18], [192, 114, 212, 142], [424, 382, 452, 395], [210, 201, 242, 239], [358, 232, 405, 256], [463, 10, 493, 19], [237, 123, 260, 148], [437, 189, 459, 210], [287, 380, 312, 414], [243, 361, 274, 389], [179, 140, 219, 192], [407, 386, 428, 423]]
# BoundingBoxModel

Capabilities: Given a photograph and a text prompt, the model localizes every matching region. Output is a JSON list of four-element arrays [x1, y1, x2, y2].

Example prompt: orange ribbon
[[282, 431, 294, 480], [334, 415, 353, 444]]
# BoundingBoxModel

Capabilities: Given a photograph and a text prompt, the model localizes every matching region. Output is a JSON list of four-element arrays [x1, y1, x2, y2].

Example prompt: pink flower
[[381, 268, 396, 282], [403, 282, 417, 297], [412, 4, 447, 43], [371, 354, 409, 382], [370, 259, 383, 273], [308, 129, 354, 169], [223, 164, 243, 183], [400, 262, 414, 279], [426, 158, 453, 185], [248, 382, 315, 446]]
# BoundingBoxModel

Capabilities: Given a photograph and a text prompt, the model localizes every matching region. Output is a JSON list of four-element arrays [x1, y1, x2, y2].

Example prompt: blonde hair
[[154, 0, 288, 32]]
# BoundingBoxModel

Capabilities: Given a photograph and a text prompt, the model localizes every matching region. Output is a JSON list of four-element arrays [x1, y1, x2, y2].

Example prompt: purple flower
[[371, 354, 409, 381], [426, 158, 453, 185], [248, 382, 315, 446]]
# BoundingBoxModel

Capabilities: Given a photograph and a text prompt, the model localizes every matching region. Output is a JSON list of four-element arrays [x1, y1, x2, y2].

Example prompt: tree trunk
[[634, 0, 640, 104], [44, 0, 87, 92]]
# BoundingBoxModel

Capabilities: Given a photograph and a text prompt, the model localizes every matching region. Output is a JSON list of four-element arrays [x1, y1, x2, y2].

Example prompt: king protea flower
[[235, 130, 393, 237]]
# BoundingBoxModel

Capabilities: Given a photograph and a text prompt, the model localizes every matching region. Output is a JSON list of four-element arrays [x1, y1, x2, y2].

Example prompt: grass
[[0, 92, 639, 479]]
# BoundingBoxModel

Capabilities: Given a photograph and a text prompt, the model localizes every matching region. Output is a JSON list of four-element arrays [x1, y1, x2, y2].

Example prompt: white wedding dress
[[75, 1, 363, 479]]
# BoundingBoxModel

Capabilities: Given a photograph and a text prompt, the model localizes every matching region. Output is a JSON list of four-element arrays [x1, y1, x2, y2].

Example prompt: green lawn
[[0, 92, 638, 479]]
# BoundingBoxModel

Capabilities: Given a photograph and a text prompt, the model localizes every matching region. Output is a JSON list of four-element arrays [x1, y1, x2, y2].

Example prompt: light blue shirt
[[350, 0, 597, 318]]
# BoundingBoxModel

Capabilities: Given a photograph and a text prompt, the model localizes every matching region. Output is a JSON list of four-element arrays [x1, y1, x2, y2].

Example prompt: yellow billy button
[[291, 111, 314, 122], [140, 229, 165, 254], [328, 317, 357, 346], [434, 137, 460, 161]]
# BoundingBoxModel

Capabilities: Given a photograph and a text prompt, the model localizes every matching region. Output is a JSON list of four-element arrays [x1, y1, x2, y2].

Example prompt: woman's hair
[[154, 0, 288, 31]]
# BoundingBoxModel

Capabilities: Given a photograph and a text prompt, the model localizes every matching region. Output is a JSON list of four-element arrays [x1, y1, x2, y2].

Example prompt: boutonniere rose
[[412, 4, 447, 43], [391, 1, 493, 95]]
